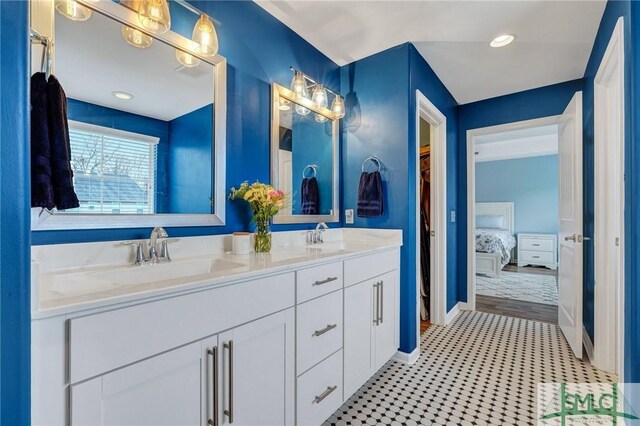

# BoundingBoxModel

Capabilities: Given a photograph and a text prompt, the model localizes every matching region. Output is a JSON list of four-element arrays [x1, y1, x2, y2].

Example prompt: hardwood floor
[[475, 264, 558, 324], [420, 320, 431, 335]]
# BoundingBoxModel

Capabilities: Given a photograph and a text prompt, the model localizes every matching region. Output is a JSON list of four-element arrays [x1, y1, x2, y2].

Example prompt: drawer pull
[[532, 243, 540, 247], [223, 341, 234, 423], [313, 385, 338, 404], [312, 323, 337, 337], [312, 277, 338, 286], [532, 256, 540, 259]]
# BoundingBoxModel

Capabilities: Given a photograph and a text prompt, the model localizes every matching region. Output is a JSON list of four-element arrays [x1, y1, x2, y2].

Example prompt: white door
[[343, 280, 375, 398], [374, 271, 398, 370], [218, 309, 295, 426], [557, 91, 584, 359], [70, 342, 203, 426], [278, 149, 293, 215]]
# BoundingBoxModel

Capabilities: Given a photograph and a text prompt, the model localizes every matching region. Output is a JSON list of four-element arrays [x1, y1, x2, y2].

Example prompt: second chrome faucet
[[122, 226, 179, 266]]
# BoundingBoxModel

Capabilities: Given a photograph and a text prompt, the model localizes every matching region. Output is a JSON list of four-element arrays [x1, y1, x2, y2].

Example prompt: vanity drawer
[[68, 273, 295, 384], [344, 249, 399, 287], [296, 290, 343, 375], [296, 261, 343, 303], [297, 349, 343, 426], [520, 250, 555, 264], [520, 238, 555, 252]]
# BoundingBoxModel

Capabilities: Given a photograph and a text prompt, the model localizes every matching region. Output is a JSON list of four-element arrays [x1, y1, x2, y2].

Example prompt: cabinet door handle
[[207, 347, 219, 426], [313, 385, 338, 404], [223, 341, 234, 423], [373, 282, 380, 326], [312, 276, 338, 286], [312, 323, 337, 337], [532, 243, 540, 247], [379, 280, 384, 324], [532, 256, 540, 259]]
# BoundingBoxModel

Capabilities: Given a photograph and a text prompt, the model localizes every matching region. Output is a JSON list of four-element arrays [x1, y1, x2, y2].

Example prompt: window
[[67, 121, 158, 214]]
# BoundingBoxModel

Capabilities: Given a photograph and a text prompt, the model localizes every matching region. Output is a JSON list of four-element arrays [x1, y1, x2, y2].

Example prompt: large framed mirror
[[31, 0, 226, 230], [271, 83, 340, 224]]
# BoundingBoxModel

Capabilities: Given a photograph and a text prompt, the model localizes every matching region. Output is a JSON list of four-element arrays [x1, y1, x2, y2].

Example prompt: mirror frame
[[31, 0, 227, 230], [270, 83, 340, 224]]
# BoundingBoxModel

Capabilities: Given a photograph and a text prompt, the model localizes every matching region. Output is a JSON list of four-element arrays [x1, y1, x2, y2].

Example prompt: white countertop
[[31, 228, 402, 319]]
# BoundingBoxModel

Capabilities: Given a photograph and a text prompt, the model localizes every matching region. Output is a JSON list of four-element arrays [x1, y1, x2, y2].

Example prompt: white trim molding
[[445, 303, 460, 325], [466, 115, 561, 311], [583, 325, 595, 363], [593, 16, 625, 378], [415, 90, 447, 344], [392, 348, 420, 365]]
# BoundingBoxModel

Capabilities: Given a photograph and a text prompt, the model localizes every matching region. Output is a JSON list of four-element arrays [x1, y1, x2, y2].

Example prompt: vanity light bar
[[289, 66, 341, 99]]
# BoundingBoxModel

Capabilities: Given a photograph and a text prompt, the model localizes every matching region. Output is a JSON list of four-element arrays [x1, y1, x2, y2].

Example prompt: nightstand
[[517, 233, 557, 270]]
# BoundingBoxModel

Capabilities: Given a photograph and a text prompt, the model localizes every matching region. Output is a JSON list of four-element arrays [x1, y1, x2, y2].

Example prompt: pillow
[[476, 215, 506, 229]]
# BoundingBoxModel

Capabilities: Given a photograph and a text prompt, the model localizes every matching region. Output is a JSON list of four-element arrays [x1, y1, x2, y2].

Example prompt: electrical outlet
[[450, 210, 456, 223], [345, 209, 354, 224]]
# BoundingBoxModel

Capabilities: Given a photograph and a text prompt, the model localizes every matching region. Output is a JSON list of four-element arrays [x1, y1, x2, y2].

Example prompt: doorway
[[593, 17, 625, 377], [415, 90, 447, 346]]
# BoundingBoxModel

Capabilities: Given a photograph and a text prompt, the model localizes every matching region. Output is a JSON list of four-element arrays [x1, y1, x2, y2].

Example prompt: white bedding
[[475, 228, 516, 266]]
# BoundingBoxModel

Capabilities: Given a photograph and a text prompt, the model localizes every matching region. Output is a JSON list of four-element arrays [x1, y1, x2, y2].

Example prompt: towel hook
[[302, 164, 317, 179], [361, 156, 382, 173]]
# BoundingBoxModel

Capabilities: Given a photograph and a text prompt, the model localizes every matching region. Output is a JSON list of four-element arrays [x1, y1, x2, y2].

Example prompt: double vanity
[[31, 228, 402, 426]]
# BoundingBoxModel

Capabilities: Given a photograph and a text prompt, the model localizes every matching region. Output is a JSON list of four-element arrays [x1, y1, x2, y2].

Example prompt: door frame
[[415, 90, 447, 335], [466, 115, 561, 310], [593, 17, 625, 378]]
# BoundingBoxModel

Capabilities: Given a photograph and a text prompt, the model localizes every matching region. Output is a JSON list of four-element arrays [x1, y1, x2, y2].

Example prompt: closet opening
[[419, 117, 432, 335]]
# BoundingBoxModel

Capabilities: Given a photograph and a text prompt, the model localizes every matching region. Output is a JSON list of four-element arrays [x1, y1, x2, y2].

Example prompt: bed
[[475, 202, 516, 278]]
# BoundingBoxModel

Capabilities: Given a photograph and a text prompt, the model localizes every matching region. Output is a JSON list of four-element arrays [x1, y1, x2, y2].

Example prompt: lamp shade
[[55, 0, 92, 21], [193, 14, 218, 57], [121, 25, 153, 49], [138, 0, 171, 34]]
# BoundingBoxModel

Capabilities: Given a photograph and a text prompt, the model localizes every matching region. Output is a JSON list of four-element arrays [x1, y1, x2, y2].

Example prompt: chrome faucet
[[308, 222, 329, 244], [121, 227, 179, 266], [149, 226, 169, 263]]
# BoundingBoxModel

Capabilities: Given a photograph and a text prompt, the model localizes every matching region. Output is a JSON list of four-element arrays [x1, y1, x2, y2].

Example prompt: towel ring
[[302, 164, 317, 179], [361, 156, 382, 173]]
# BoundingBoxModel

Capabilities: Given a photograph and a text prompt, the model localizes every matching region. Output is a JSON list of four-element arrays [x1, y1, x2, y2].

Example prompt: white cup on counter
[[232, 232, 251, 255]]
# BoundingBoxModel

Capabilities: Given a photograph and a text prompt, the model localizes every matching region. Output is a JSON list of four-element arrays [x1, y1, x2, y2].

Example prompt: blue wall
[[168, 104, 214, 214], [0, 2, 31, 424], [67, 98, 171, 213], [32, 0, 340, 245], [341, 43, 459, 354], [476, 155, 559, 236], [457, 79, 583, 303]]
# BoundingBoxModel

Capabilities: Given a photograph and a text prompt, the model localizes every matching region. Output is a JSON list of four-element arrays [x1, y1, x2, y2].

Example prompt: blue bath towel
[[30, 72, 55, 209], [301, 177, 319, 215], [357, 171, 384, 218]]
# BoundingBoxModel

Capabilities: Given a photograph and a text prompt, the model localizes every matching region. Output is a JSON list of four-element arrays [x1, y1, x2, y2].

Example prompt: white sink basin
[[49, 258, 245, 297]]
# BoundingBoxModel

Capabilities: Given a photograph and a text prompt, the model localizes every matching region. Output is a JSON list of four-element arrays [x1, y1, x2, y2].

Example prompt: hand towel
[[301, 177, 319, 215], [30, 72, 55, 209], [357, 171, 384, 218], [46, 75, 79, 210]]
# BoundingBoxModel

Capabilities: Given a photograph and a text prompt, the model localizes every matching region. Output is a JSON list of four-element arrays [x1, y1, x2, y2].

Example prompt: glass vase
[[254, 218, 272, 253]]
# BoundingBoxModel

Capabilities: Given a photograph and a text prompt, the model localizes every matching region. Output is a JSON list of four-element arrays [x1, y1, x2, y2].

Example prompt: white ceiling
[[55, 7, 214, 121], [255, 0, 606, 104], [474, 123, 558, 162]]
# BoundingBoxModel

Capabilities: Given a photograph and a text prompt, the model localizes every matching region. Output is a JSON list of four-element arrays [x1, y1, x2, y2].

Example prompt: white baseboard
[[445, 303, 460, 325], [583, 325, 594, 362], [392, 347, 420, 365], [458, 302, 471, 311]]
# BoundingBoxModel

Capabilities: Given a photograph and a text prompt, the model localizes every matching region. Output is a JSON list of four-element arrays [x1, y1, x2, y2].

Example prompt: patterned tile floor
[[325, 311, 615, 426]]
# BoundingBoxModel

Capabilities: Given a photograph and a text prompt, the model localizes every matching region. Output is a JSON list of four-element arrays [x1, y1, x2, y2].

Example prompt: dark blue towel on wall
[[301, 177, 319, 215], [30, 72, 55, 209], [46, 75, 79, 210], [357, 171, 384, 218]]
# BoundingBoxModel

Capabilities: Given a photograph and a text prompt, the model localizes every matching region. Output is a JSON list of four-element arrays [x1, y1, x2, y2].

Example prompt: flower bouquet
[[229, 181, 286, 253]]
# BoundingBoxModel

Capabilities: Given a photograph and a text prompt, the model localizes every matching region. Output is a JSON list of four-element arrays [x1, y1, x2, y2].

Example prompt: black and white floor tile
[[325, 311, 615, 425], [476, 272, 558, 305]]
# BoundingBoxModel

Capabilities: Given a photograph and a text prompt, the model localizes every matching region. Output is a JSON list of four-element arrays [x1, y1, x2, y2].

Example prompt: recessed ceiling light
[[490, 34, 515, 48], [112, 91, 134, 100]]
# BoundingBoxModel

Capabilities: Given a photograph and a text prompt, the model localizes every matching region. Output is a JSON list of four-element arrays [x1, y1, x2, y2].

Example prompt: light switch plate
[[345, 209, 354, 224], [450, 210, 456, 223]]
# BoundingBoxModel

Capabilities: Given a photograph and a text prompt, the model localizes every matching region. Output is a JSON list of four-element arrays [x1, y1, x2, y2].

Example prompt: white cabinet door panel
[[343, 280, 375, 398], [71, 342, 202, 426], [374, 271, 398, 371]]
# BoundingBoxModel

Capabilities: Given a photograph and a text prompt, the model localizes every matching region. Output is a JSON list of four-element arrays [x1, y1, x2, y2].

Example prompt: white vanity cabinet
[[343, 253, 400, 399], [32, 242, 402, 426]]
